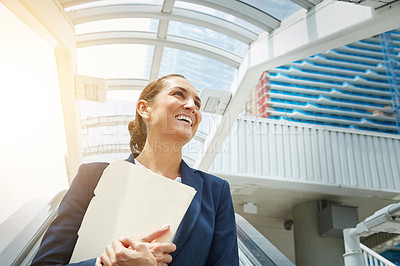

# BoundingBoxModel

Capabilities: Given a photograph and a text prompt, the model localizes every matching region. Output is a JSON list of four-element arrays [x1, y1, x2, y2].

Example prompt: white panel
[[261, 122, 270, 176], [312, 128, 322, 182], [360, 136, 372, 188], [232, 120, 239, 173], [246, 120, 255, 175], [282, 124, 292, 178], [345, 133, 357, 186], [318, 129, 328, 183], [304, 127, 314, 181], [276, 124, 285, 178], [381, 138, 395, 189], [352, 134, 365, 188], [289, 126, 299, 179], [324, 130, 335, 184], [298, 127, 307, 181], [270, 123, 278, 177], [388, 139, 400, 189], [210, 118, 400, 195], [254, 121, 263, 176], [373, 137, 386, 188]]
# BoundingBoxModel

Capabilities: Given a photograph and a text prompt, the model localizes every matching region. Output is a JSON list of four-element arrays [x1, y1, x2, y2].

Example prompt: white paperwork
[[71, 160, 196, 262]]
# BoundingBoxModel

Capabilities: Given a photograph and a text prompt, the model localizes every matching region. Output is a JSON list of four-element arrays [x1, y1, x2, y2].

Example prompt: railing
[[0, 190, 66, 266], [361, 243, 395, 266], [236, 214, 294, 266]]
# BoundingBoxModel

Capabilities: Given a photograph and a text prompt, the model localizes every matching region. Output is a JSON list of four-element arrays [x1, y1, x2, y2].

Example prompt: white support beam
[[157, 19, 169, 39], [149, 46, 164, 81], [68, 4, 257, 44], [193, 0, 400, 170], [162, 0, 175, 13], [76, 31, 243, 68], [179, 0, 280, 32], [1, 0, 82, 182], [107, 78, 148, 91]]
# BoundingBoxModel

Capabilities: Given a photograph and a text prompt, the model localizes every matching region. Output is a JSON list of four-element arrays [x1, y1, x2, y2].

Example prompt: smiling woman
[[31, 74, 239, 266]]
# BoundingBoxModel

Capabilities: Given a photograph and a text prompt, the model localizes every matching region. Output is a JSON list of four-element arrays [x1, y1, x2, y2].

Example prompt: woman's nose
[[184, 99, 196, 112]]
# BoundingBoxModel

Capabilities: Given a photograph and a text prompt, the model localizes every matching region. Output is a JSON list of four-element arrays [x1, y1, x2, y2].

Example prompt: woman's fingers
[[104, 244, 115, 264], [141, 224, 170, 242], [95, 257, 102, 266], [148, 242, 176, 256], [100, 252, 111, 266]]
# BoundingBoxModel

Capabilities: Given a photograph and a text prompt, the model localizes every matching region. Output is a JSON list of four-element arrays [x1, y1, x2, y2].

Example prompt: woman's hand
[[96, 225, 176, 266]]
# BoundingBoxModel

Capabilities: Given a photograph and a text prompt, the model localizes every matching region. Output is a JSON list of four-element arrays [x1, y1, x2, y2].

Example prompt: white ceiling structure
[[3, 0, 399, 178]]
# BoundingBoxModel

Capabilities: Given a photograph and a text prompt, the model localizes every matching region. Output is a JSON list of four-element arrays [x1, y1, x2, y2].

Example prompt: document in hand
[[70, 160, 197, 262]]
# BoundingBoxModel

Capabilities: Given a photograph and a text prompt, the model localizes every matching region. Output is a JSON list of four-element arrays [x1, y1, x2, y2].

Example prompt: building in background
[[245, 29, 400, 135]]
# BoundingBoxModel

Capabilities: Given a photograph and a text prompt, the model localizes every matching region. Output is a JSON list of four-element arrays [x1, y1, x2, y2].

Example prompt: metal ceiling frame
[[179, 0, 280, 32], [61, 0, 280, 32], [76, 31, 243, 68], [68, 4, 257, 44], [107, 78, 148, 90]]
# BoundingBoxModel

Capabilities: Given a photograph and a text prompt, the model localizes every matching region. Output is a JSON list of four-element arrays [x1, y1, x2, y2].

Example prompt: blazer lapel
[[171, 160, 204, 258]]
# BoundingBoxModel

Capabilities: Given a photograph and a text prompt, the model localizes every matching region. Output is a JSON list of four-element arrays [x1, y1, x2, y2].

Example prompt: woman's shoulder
[[190, 168, 230, 193], [70, 162, 110, 193]]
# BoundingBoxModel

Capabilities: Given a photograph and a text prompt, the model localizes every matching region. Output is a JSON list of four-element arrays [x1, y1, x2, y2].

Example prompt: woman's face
[[144, 77, 202, 144]]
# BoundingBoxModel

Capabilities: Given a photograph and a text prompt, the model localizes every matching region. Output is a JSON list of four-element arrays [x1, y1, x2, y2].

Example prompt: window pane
[[159, 47, 237, 91], [174, 1, 264, 35], [238, 0, 304, 21], [75, 18, 158, 35], [77, 44, 154, 79], [80, 99, 135, 163], [168, 21, 248, 57]]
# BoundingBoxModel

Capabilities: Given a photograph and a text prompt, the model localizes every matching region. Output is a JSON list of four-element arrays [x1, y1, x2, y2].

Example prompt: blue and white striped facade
[[252, 29, 400, 134]]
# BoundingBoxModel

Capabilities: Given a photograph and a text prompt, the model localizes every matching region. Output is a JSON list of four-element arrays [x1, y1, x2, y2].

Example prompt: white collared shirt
[[135, 160, 182, 183]]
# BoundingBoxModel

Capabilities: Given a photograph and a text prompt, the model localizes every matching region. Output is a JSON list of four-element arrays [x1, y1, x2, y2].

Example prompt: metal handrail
[[360, 243, 395, 266], [0, 190, 66, 266]]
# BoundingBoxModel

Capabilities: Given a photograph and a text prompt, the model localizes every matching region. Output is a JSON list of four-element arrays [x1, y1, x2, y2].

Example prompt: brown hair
[[128, 74, 186, 157]]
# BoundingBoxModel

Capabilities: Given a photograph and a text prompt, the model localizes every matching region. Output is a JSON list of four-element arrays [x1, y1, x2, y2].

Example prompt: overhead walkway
[[0, 192, 292, 266], [205, 116, 400, 196]]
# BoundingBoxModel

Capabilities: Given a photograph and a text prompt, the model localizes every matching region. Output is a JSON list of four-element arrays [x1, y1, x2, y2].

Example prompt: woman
[[31, 74, 239, 265]]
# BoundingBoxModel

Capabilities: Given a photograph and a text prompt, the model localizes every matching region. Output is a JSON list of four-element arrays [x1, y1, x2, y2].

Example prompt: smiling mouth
[[175, 115, 193, 126]]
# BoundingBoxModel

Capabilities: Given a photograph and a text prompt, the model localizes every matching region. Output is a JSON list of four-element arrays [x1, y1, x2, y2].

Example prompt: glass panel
[[238, 0, 304, 21], [77, 44, 154, 79], [80, 99, 135, 163], [159, 47, 237, 91], [75, 18, 158, 35], [64, 0, 163, 12], [174, 1, 264, 35], [168, 21, 248, 57]]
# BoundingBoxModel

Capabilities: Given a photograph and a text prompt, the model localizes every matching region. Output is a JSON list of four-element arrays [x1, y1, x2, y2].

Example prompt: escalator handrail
[[0, 190, 66, 266]]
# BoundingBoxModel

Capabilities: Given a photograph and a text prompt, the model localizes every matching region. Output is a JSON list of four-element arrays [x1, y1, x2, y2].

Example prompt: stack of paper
[[71, 160, 196, 262]]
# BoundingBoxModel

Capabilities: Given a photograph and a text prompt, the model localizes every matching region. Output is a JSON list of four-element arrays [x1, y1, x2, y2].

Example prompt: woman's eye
[[195, 102, 201, 109], [173, 91, 184, 97]]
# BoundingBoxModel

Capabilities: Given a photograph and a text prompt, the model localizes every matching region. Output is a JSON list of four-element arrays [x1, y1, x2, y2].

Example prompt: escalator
[[0, 193, 294, 266]]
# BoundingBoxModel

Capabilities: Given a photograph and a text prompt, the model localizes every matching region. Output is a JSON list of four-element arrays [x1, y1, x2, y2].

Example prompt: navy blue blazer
[[31, 155, 238, 265]]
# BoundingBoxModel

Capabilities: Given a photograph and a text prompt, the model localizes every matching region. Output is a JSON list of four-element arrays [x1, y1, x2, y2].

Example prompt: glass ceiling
[[58, 0, 306, 161], [239, 0, 303, 20]]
